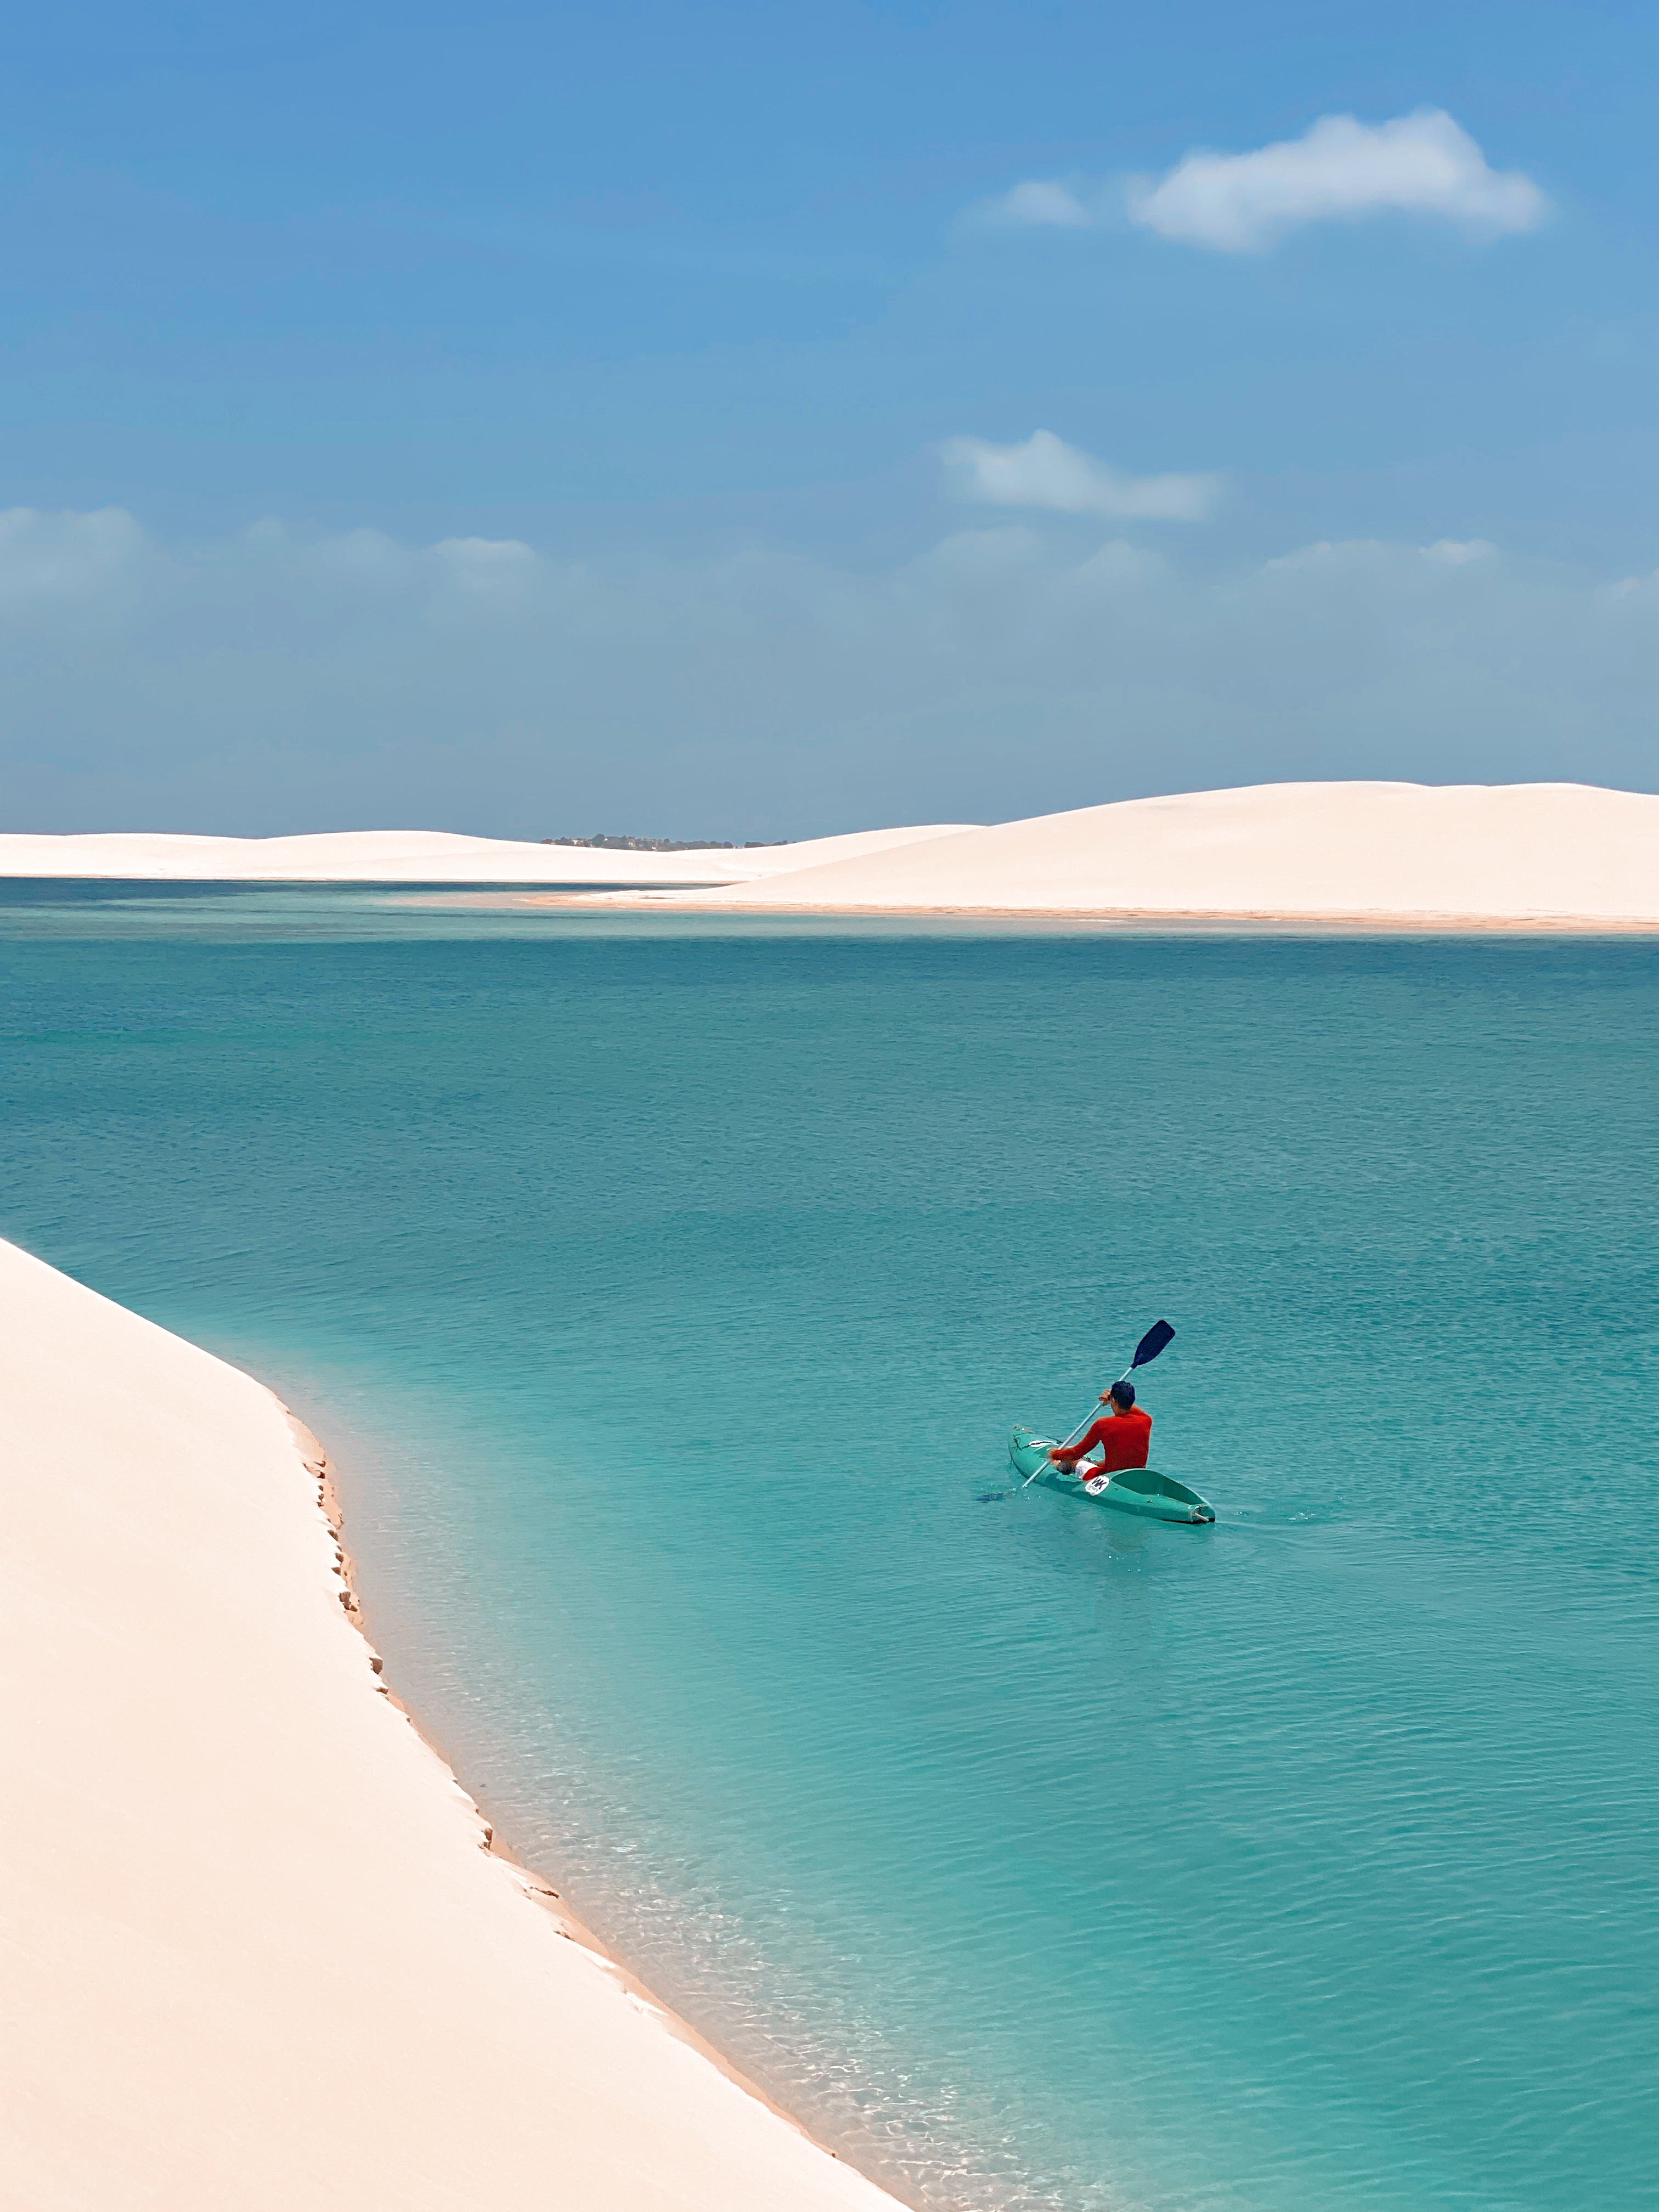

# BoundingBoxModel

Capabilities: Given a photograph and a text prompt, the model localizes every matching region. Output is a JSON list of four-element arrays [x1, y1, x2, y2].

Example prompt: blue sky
[[3, 0, 1657, 834]]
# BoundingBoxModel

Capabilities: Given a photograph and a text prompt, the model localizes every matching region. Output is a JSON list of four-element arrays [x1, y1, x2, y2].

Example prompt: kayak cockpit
[[1100, 1466, 1212, 1514]]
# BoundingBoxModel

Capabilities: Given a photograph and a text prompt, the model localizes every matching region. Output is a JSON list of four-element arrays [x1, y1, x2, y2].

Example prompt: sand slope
[[0, 822, 974, 884], [628, 783, 1659, 924], [0, 1238, 898, 2211]]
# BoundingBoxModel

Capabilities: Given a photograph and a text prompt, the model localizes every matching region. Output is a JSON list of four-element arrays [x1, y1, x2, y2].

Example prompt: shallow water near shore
[[4, 880, 1657, 2211]]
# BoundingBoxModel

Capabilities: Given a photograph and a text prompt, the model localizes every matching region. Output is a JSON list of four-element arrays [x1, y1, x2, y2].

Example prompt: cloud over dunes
[[942, 431, 1220, 521], [985, 110, 1547, 252], [2, 505, 1656, 836], [0, 506, 149, 607]]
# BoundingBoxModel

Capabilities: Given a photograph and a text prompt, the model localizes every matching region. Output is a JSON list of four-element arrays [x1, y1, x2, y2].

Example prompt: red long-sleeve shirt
[[1058, 1406, 1152, 1473]]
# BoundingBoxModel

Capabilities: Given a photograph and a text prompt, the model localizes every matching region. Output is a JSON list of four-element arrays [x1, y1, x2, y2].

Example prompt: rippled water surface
[[4, 881, 1657, 2211]]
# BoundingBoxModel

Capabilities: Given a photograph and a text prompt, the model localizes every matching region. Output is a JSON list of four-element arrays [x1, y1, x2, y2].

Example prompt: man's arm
[[1051, 1417, 1108, 1465]]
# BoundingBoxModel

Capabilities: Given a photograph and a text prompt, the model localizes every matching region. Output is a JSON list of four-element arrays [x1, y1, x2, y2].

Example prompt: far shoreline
[[394, 889, 1659, 933]]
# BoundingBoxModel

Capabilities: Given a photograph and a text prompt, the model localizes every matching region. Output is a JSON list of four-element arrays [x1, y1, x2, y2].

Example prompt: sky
[[3, 0, 1658, 836]]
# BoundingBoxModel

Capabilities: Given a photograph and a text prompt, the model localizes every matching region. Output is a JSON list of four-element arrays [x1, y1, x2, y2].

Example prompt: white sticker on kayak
[[1084, 1476, 1110, 1496]]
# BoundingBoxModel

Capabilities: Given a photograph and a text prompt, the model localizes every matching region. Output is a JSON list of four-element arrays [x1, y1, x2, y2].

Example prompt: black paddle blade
[[1131, 1318, 1175, 1368]]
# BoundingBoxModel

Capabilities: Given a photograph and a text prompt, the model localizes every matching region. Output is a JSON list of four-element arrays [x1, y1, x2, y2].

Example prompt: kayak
[[1008, 1426, 1215, 1525]]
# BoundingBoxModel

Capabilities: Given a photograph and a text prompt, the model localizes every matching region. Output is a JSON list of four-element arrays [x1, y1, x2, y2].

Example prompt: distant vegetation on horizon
[[540, 834, 792, 852]]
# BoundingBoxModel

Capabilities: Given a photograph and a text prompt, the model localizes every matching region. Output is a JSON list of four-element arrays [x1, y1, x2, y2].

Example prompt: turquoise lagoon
[[3, 881, 1657, 2211]]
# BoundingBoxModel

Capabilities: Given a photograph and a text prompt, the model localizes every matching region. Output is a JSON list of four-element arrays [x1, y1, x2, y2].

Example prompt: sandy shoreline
[[293, 1404, 853, 2155], [0, 1237, 904, 2210], [495, 892, 1659, 932]]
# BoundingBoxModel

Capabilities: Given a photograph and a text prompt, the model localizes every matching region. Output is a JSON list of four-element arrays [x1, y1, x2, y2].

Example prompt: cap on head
[[1110, 1379, 1136, 1408]]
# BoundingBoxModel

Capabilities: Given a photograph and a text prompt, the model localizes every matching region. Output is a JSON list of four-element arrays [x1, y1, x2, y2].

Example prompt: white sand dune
[[10, 784, 1655, 921], [0, 822, 974, 884], [0, 1238, 899, 2212], [620, 782, 1659, 925]]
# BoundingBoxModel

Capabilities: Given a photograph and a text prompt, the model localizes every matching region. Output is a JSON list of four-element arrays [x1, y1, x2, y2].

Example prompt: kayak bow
[[1008, 1426, 1215, 1525]]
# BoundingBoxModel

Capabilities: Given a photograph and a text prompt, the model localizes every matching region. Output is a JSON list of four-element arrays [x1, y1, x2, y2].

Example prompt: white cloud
[[980, 111, 1547, 253], [437, 535, 536, 569], [942, 430, 1220, 522], [0, 506, 147, 606], [983, 178, 1095, 229], [913, 526, 1048, 577], [433, 535, 538, 604], [1422, 538, 1496, 566], [1128, 109, 1547, 251]]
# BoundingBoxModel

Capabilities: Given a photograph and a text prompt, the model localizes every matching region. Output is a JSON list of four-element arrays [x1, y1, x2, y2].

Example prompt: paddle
[[1020, 1318, 1176, 1489]]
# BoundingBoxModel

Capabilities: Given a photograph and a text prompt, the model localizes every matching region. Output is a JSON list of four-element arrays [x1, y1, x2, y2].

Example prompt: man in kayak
[[1048, 1380, 1152, 1479]]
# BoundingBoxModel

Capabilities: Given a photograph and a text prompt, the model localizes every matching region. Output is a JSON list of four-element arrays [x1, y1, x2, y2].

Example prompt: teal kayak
[[1008, 1425, 1215, 1524]]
